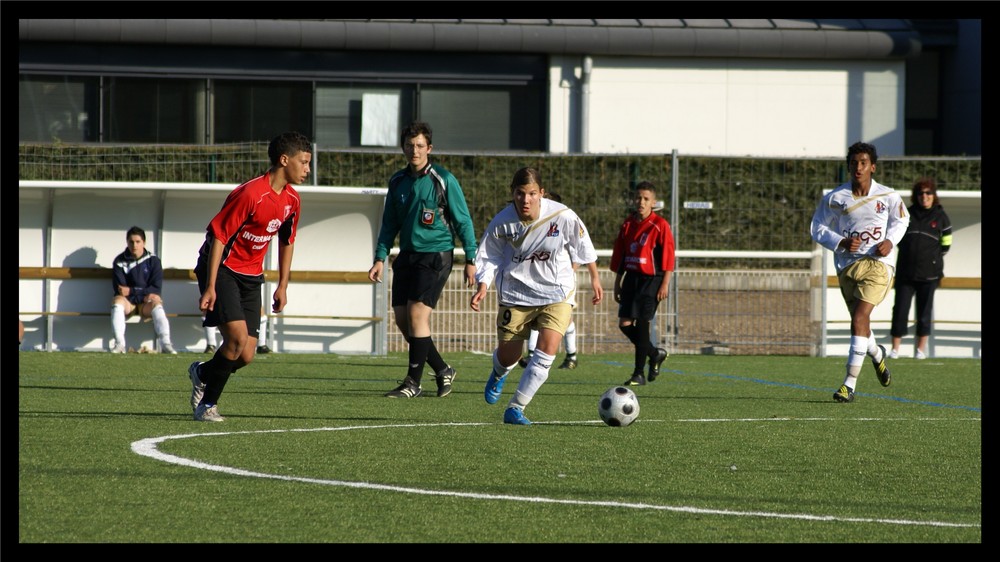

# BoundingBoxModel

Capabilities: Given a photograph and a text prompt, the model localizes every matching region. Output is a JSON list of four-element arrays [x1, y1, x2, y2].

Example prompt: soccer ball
[[598, 386, 640, 427]]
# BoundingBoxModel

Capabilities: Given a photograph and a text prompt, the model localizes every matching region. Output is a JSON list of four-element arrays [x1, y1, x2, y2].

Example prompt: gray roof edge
[[18, 19, 923, 59]]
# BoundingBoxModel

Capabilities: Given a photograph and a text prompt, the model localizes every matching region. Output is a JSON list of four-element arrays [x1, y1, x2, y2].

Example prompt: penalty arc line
[[130, 421, 979, 530]]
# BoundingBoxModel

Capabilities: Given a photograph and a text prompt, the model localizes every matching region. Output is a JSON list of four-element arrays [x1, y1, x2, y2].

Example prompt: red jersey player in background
[[611, 181, 675, 386]]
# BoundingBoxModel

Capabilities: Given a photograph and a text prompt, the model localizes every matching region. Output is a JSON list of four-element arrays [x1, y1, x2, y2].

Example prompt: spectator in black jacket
[[889, 178, 952, 359], [110, 226, 177, 354]]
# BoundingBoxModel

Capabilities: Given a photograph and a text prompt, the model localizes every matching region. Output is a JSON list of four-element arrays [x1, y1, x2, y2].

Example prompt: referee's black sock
[[406, 336, 433, 385], [425, 340, 448, 374]]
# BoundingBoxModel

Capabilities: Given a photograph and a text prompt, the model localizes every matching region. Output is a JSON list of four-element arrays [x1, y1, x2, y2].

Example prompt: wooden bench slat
[[19, 311, 203, 318], [813, 275, 981, 290], [20, 267, 380, 320], [19, 311, 382, 322], [277, 315, 382, 322], [19, 267, 372, 283]]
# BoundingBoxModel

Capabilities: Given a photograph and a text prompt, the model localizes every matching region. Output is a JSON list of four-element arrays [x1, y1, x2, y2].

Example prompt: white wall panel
[[549, 57, 905, 157]]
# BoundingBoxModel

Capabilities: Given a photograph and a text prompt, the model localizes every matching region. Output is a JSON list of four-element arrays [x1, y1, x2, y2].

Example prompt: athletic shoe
[[385, 376, 422, 398], [188, 361, 206, 411], [435, 366, 456, 398], [204, 344, 216, 354], [624, 372, 646, 386], [193, 403, 225, 422], [558, 355, 578, 369], [518, 354, 531, 368], [888, 349, 899, 359], [872, 344, 891, 387], [483, 369, 507, 404], [648, 347, 668, 382], [503, 406, 532, 425], [833, 384, 855, 403], [110, 344, 126, 354], [162, 343, 178, 355], [915, 349, 927, 360], [484, 369, 508, 404], [257, 345, 272, 354]]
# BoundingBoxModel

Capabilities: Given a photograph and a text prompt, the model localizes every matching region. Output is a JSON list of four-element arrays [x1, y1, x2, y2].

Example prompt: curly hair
[[268, 131, 312, 166]]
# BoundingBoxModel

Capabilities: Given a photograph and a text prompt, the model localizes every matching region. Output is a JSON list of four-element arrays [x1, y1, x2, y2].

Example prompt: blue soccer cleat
[[484, 369, 508, 404], [503, 406, 532, 425]]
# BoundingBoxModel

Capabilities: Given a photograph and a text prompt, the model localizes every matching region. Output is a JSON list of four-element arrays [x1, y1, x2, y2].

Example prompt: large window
[[315, 85, 416, 148], [214, 81, 313, 144], [420, 85, 543, 151], [315, 83, 544, 151], [19, 75, 544, 150], [104, 77, 206, 143], [19, 75, 99, 143], [905, 51, 941, 156], [20, 50, 545, 149]]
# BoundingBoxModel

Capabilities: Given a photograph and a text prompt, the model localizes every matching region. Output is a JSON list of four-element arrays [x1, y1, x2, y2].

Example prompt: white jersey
[[811, 179, 910, 274], [475, 198, 598, 307]]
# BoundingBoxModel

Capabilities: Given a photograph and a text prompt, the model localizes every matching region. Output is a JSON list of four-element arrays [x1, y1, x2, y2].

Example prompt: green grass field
[[19, 350, 981, 543]]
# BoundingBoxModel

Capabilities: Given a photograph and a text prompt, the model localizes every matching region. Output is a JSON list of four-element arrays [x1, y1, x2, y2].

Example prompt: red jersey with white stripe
[[610, 212, 675, 276], [203, 172, 301, 277]]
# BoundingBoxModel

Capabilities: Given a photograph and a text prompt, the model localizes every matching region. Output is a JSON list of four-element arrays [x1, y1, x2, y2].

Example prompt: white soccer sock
[[564, 320, 577, 355], [203, 321, 218, 347], [151, 304, 172, 345], [866, 334, 883, 361], [258, 314, 268, 346], [527, 329, 539, 354], [110, 304, 127, 347], [844, 335, 867, 389], [510, 349, 553, 409]]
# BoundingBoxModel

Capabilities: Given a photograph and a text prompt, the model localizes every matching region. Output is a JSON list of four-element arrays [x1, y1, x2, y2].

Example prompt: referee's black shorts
[[390, 250, 453, 308]]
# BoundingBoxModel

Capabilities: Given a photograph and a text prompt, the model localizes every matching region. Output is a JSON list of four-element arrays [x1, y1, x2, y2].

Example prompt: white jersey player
[[470, 167, 603, 425], [811, 179, 910, 275], [476, 200, 596, 307], [811, 141, 909, 404]]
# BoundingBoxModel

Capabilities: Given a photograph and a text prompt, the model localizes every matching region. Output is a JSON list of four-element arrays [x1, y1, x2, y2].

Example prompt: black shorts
[[617, 272, 664, 321], [195, 259, 263, 338], [390, 250, 453, 308]]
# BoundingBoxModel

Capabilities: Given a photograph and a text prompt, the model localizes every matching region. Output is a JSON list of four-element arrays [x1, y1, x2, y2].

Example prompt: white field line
[[131, 420, 980, 530]]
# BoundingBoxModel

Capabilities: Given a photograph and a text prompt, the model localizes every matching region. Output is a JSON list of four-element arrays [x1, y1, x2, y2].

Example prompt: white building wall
[[547, 55, 577, 154], [549, 56, 905, 158]]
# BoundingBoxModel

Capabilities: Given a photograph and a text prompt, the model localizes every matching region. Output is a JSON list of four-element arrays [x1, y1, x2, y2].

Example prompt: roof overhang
[[19, 19, 925, 59]]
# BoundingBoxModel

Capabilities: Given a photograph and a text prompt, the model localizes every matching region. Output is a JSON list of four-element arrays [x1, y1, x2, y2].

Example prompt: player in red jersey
[[611, 181, 675, 386], [187, 131, 311, 422]]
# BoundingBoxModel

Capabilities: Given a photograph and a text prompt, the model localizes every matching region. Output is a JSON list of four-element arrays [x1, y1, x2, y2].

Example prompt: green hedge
[[19, 143, 980, 268]]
